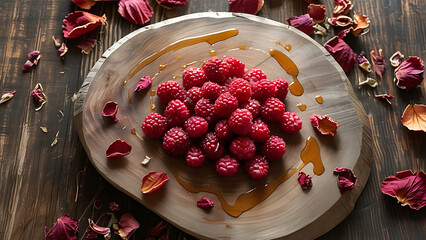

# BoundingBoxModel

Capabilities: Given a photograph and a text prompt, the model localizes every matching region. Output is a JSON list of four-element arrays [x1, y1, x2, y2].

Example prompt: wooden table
[[0, 0, 424, 239]]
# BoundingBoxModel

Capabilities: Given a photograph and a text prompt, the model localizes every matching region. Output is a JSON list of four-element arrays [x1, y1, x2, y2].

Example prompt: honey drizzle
[[269, 49, 303, 96], [129, 29, 239, 78], [315, 95, 323, 104], [297, 103, 307, 111], [128, 89, 131, 105], [289, 76, 304, 96], [238, 45, 246, 50], [149, 90, 156, 110], [209, 49, 217, 56]]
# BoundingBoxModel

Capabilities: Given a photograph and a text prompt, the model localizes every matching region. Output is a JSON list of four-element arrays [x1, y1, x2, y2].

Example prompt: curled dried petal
[[307, 4, 326, 23], [106, 139, 132, 158], [333, 167, 357, 194], [359, 77, 378, 88], [197, 197, 214, 208], [401, 104, 426, 132], [394, 56, 424, 90], [352, 13, 370, 37], [76, 39, 97, 54], [109, 202, 120, 211], [58, 43, 68, 58], [370, 49, 386, 80], [62, 11, 107, 38], [390, 51, 404, 67], [141, 172, 169, 193], [328, 15, 353, 27], [22, 60, 35, 72], [118, 0, 154, 25], [32, 83, 47, 111], [88, 219, 110, 235], [298, 172, 313, 190], [357, 51, 372, 72], [52, 35, 61, 48], [28, 50, 41, 63], [310, 114, 339, 136], [102, 101, 119, 122], [72, 0, 96, 10], [313, 24, 327, 36], [374, 94, 394, 104], [0, 90, 16, 104], [324, 36, 357, 73], [228, 0, 264, 14], [118, 213, 140, 240], [287, 14, 314, 36], [45, 214, 79, 240], [134, 76, 152, 92], [333, 0, 353, 16], [156, 0, 188, 9]]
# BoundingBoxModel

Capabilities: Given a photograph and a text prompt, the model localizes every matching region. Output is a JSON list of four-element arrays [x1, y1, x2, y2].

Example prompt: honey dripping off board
[[75, 12, 371, 240]]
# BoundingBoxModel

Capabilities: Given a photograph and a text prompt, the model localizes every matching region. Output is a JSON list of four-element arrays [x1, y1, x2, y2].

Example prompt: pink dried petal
[[324, 36, 357, 73], [0, 90, 16, 104], [45, 214, 79, 240], [102, 101, 119, 122], [381, 170, 426, 210], [390, 51, 404, 67], [287, 14, 314, 36], [336, 27, 351, 39], [58, 43, 68, 58], [106, 139, 132, 158], [156, 0, 188, 9], [109, 202, 120, 211], [298, 172, 313, 190], [370, 49, 386, 80], [357, 51, 372, 72], [72, 0, 96, 10], [62, 11, 107, 38], [197, 197, 214, 208], [352, 13, 370, 37], [310, 114, 339, 136], [94, 199, 103, 210], [328, 15, 353, 27], [32, 83, 46, 103], [374, 94, 394, 104], [134, 76, 152, 92], [394, 56, 424, 90], [118, 213, 140, 239], [118, 0, 154, 25], [307, 4, 326, 23], [76, 39, 97, 54], [22, 60, 34, 72], [151, 221, 167, 237], [141, 172, 170, 194], [228, 0, 264, 15], [28, 50, 41, 63], [88, 219, 110, 235], [333, 167, 357, 194], [333, 0, 353, 16]]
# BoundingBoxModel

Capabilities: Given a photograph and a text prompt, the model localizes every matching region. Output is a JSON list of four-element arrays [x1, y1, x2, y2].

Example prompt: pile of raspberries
[[141, 57, 302, 179]]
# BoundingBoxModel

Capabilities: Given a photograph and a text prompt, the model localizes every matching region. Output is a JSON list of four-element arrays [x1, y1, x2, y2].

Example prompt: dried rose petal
[[76, 39, 97, 54], [141, 172, 170, 194], [358, 77, 378, 88], [118, 0, 154, 25], [336, 27, 351, 39], [310, 114, 339, 136], [102, 101, 119, 122], [352, 13, 370, 37], [357, 51, 372, 72], [394, 56, 424, 90], [307, 4, 326, 23], [370, 49, 385, 80], [333, 0, 353, 16], [32, 83, 47, 111], [324, 36, 357, 73], [151, 221, 167, 237], [106, 139, 132, 158], [22, 60, 35, 72], [390, 51, 404, 67], [52, 35, 61, 48], [298, 172, 313, 190], [109, 202, 120, 211], [374, 94, 394, 104], [313, 24, 327, 35], [28, 50, 41, 63], [401, 104, 426, 132], [94, 199, 103, 210], [197, 197, 214, 208], [228, 0, 264, 15], [63, 11, 107, 38], [0, 90, 16, 104], [134, 76, 152, 92], [118, 213, 140, 240], [333, 167, 357, 194], [88, 219, 110, 235], [72, 0, 96, 10], [287, 14, 314, 36], [381, 170, 425, 210], [328, 15, 354, 27], [45, 214, 78, 240], [58, 43, 68, 58], [156, 0, 188, 9]]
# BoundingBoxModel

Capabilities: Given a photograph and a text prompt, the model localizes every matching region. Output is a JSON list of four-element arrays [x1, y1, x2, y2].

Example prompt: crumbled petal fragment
[[102, 101, 119, 122], [307, 4, 326, 23], [51, 131, 59, 147], [381, 170, 426, 210], [328, 15, 353, 27], [390, 51, 404, 68], [313, 24, 327, 35], [44, 214, 79, 240], [357, 51, 372, 72], [324, 36, 357, 73], [141, 155, 151, 166], [333, 167, 357, 194], [197, 197, 214, 208], [156, 0, 188, 9], [228, 0, 264, 14], [333, 0, 353, 16], [118, 0, 154, 25], [109, 202, 120, 211], [394, 56, 424, 90], [72, 0, 96, 10], [58, 43, 68, 58], [94, 199, 103, 210], [62, 11, 107, 38], [32, 83, 47, 111], [287, 14, 314, 36], [22, 60, 35, 72], [310, 114, 339, 136], [359, 77, 378, 88], [370, 49, 385, 80], [141, 172, 170, 194], [352, 13, 370, 37], [40, 126, 48, 133], [118, 213, 140, 240], [0, 90, 16, 104], [52, 35, 61, 48], [134, 76, 152, 92], [374, 94, 394, 104], [76, 39, 97, 54], [106, 139, 132, 158], [298, 172, 313, 190], [401, 104, 426, 132], [150, 221, 167, 237], [88, 219, 111, 235]]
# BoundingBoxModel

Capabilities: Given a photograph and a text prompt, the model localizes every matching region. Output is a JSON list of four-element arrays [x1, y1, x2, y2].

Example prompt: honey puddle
[[269, 49, 304, 96], [315, 95, 323, 104], [297, 103, 307, 111]]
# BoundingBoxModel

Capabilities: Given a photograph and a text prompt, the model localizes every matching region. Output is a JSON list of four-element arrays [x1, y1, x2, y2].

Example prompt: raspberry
[[157, 81, 186, 103], [272, 78, 289, 101], [243, 68, 267, 83], [245, 156, 269, 179], [201, 81, 223, 101], [215, 120, 234, 142], [216, 155, 239, 176], [184, 116, 208, 138], [260, 97, 285, 123], [194, 98, 216, 124], [229, 136, 256, 161], [182, 67, 207, 90], [249, 119, 270, 143], [223, 57, 245, 78], [281, 112, 303, 134], [141, 113, 168, 138], [251, 80, 277, 103], [240, 99, 261, 118], [164, 100, 190, 127], [201, 57, 230, 84], [261, 136, 286, 160], [187, 87, 203, 103], [214, 92, 238, 118], [228, 78, 251, 103], [186, 145, 205, 167], [162, 127, 190, 156], [228, 108, 253, 135], [200, 132, 224, 160]]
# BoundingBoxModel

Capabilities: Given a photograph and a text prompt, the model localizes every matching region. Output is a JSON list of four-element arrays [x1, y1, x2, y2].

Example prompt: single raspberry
[[281, 112, 303, 134], [261, 136, 286, 160], [141, 113, 168, 138], [182, 67, 207, 90], [230, 136, 256, 161], [184, 116, 208, 138], [184, 87, 203, 111], [156, 81, 186, 103], [201, 132, 224, 160], [240, 99, 261, 118], [162, 127, 190, 156], [260, 97, 285, 123], [251, 80, 277, 103], [243, 68, 267, 83], [186, 145, 205, 167], [223, 57, 245, 78], [245, 156, 269, 179], [164, 100, 190, 127], [201, 81, 223, 101], [249, 119, 270, 143], [201, 57, 230, 84], [228, 108, 253, 135], [272, 78, 289, 101], [228, 78, 251, 103], [215, 120, 234, 143], [214, 92, 238, 118], [216, 155, 239, 177], [194, 98, 216, 124]]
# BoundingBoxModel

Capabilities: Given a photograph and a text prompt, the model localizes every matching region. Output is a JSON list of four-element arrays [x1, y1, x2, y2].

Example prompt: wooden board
[[74, 12, 372, 240]]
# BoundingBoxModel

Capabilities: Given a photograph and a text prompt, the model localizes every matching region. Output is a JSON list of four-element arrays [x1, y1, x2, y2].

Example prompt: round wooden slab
[[74, 12, 372, 240]]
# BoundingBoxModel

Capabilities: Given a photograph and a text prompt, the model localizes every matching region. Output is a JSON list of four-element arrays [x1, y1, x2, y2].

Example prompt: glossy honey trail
[[269, 49, 304, 96]]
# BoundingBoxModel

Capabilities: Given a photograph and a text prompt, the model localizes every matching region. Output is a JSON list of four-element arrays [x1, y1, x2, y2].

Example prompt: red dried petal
[[307, 4, 326, 23], [228, 0, 264, 15], [395, 56, 424, 90], [381, 170, 426, 210], [374, 94, 394, 104], [390, 51, 404, 67], [62, 11, 107, 38], [324, 36, 357, 73], [151, 221, 167, 237], [102, 101, 119, 122], [109, 202, 120, 211], [72, 0, 96, 10], [287, 14, 314, 36], [22, 60, 34, 72], [328, 15, 353, 27], [58, 43, 68, 58], [118, 213, 140, 239], [401, 104, 426, 132], [141, 172, 170, 193], [88, 219, 110, 235], [106, 139, 132, 158], [333, 167, 357, 194], [76, 39, 97, 54], [333, 0, 353, 16], [0, 90, 16, 104], [310, 114, 339, 136], [357, 51, 372, 72], [32, 83, 46, 103], [93, 199, 103, 210], [352, 13, 370, 37], [134, 76, 152, 92], [118, 0, 154, 25], [197, 197, 214, 208], [156, 0, 188, 8], [44, 214, 79, 240], [298, 172, 313, 190], [370, 49, 386, 80], [28, 50, 41, 63]]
